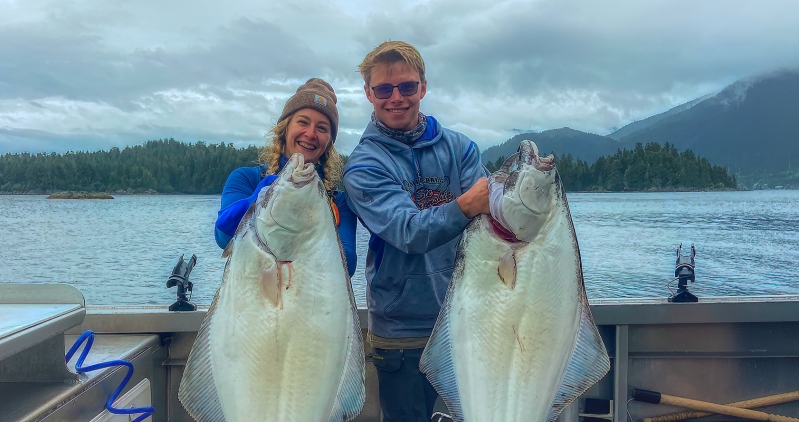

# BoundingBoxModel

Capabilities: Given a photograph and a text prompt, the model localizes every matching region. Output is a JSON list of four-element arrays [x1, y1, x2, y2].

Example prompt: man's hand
[[457, 178, 490, 219]]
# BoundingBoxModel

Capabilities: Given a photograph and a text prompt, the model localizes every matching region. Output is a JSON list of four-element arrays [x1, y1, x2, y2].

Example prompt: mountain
[[481, 127, 622, 165], [617, 69, 799, 183], [482, 69, 799, 186], [608, 93, 716, 140]]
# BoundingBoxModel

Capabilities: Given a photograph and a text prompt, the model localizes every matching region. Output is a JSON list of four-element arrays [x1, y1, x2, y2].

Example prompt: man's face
[[364, 62, 427, 132]]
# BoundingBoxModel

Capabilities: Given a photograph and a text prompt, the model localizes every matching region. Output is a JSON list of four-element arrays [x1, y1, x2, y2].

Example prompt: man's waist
[[366, 312, 437, 346], [367, 331, 429, 350]]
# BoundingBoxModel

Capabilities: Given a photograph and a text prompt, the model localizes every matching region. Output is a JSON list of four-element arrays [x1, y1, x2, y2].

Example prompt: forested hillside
[[482, 70, 799, 187], [485, 142, 737, 192], [608, 93, 715, 140], [616, 70, 799, 184], [0, 139, 260, 194]]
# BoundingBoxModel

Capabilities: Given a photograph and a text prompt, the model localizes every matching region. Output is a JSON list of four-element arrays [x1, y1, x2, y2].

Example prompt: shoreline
[[1, 191, 189, 196], [4, 189, 799, 196], [47, 192, 114, 199]]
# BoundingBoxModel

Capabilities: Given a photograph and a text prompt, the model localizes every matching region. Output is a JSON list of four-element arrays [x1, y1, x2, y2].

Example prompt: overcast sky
[[2, 0, 798, 155]]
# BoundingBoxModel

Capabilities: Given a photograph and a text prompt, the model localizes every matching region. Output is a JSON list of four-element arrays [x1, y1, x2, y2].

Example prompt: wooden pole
[[642, 390, 799, 422], [632, 389, 799, 422]]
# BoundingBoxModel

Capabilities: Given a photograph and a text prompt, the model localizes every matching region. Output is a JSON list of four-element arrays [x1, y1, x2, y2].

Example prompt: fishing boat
[[2, 281, 799, 421]]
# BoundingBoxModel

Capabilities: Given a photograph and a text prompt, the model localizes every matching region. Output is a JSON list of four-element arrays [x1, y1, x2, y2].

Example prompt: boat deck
[[2, 284, 799, 421]]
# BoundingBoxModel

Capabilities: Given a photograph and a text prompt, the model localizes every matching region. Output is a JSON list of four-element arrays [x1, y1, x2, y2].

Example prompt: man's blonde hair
[[258, 113, 343, 191], [358, 41, 426, 85]]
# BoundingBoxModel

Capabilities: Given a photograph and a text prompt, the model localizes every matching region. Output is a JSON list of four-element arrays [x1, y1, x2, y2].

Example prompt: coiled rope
[[65, 330, 155, 422]]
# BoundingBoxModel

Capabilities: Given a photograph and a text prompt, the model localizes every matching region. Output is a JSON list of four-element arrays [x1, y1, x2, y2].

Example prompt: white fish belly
[[450, 216, 581, 422], [210, 231, 353, 422]]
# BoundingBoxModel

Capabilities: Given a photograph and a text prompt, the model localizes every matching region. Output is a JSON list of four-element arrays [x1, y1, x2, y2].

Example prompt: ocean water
[[0, 190, 797, 305]]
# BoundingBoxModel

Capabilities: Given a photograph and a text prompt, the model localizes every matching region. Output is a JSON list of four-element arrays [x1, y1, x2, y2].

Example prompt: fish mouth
[[518, 141, 555, 172], [490, 141, 554, 186], [491, 141, 555, 192], [284, 153, 318, 188]]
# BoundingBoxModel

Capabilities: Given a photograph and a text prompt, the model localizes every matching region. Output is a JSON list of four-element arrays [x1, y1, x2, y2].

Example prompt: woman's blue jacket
[[214, 157, 357, 277]]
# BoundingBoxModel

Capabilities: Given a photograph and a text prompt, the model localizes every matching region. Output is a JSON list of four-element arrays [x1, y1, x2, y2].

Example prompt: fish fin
[[420, 284, 464, 422], [178, 288, 227, 422], [497, 250, 517, 289], [329, 289, 366, 421], [221, 237, 234, 259], [222, 199, 260, 259], [259, 261, 281, 307], [546, 293, 611, 422]]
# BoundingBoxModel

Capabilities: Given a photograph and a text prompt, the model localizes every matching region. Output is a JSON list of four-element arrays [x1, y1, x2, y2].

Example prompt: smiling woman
[[283, 109, 333, 164], [213, 78, 358, 278]]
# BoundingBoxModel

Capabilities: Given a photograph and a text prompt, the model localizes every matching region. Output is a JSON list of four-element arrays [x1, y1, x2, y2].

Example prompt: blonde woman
[[214, 78, 356, 276]]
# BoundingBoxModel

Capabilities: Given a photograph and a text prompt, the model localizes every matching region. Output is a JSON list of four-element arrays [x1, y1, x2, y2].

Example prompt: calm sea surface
[[1, 191, 797, 305]]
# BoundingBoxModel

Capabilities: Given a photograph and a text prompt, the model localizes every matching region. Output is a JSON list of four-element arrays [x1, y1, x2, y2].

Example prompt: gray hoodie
[[343, 115, 488, 338]]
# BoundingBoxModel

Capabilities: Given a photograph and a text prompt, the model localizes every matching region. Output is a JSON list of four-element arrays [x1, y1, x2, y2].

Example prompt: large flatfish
[[179, 153, 365, 422], [420, 140, 610, 422]]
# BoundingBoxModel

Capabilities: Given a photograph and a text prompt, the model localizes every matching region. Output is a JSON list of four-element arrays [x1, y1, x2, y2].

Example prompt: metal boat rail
[[2, 284, 799, 421]]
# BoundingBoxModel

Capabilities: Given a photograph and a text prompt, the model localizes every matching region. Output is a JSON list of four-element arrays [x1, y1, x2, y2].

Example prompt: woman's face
[[283, 108, 332, 164]]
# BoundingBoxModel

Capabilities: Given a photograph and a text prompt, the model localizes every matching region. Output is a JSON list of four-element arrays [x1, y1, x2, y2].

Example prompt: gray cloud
[[2, 0, 799, 154], [0, 18, 320, 102]]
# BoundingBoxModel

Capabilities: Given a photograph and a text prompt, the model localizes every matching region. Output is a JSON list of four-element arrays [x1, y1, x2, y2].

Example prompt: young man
[[343, 41, 490, 422]]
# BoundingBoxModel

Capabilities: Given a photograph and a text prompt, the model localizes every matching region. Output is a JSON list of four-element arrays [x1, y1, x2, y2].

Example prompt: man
[[343, 41, 490, 422]]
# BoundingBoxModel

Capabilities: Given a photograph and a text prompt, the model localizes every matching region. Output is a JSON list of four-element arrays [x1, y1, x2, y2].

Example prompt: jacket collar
[[359, 115, 442, 151]]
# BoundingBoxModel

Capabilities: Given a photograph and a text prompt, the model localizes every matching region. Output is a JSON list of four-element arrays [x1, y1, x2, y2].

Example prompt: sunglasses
[[370, 81, 420, 100]]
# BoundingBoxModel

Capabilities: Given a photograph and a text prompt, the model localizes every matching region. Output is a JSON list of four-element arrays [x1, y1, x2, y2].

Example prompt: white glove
[[488, 177, 513, 234]]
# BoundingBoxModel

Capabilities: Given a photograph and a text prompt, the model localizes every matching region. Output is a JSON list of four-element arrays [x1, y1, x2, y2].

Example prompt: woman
[[214, 78, 357, 276]]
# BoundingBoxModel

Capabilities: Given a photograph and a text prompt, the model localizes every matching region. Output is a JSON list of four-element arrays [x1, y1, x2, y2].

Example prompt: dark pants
[[372, 347, 439, 422]]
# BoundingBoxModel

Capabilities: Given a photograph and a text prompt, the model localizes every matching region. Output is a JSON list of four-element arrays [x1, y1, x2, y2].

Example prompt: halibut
[[421, 140, 610, 422], [179, 153, 365, 422]]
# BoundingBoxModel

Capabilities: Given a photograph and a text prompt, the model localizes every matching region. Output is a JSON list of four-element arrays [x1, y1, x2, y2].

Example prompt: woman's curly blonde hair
[[258, 113, 343, 192]]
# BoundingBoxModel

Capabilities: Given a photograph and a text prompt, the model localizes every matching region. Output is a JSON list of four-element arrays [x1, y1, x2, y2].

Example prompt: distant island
[[48, 191, 114, 199], [485, 142, 737, 192]]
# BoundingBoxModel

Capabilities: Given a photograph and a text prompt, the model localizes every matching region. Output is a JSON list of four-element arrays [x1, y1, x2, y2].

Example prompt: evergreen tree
[[0, 139, 260, 194], [556, 142, 737, 192]]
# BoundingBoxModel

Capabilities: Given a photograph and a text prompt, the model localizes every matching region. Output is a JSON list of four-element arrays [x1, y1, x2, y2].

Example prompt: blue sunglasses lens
[[372, 85, 394, 99], [398, 82, 419, 96], [372, 82, 419, 99]]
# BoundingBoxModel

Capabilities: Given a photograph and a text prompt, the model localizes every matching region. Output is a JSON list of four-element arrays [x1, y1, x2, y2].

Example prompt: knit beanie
[[278, 78, 339, 142]]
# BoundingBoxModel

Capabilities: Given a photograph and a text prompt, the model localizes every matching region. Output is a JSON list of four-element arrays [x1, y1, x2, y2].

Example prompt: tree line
[[485, 142, 737, 191], [0, 139, 260, 194], [1, 139, 735, 194]]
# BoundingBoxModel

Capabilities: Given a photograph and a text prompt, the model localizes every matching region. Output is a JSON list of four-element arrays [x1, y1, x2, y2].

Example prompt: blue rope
[[65, 330, 155, 422]]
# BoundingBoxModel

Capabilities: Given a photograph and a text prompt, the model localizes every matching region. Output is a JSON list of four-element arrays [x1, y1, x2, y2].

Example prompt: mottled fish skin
[[421, 141, 610, 422], [179, 153, 365, 422]]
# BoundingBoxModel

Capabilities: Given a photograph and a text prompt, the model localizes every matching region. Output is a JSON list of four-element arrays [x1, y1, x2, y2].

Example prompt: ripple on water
[[1, 190, 798, 305]]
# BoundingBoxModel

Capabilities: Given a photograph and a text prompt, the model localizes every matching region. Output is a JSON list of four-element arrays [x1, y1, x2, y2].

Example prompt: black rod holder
[[669, 243, 699, 303], [167, 254, 197, 311]]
